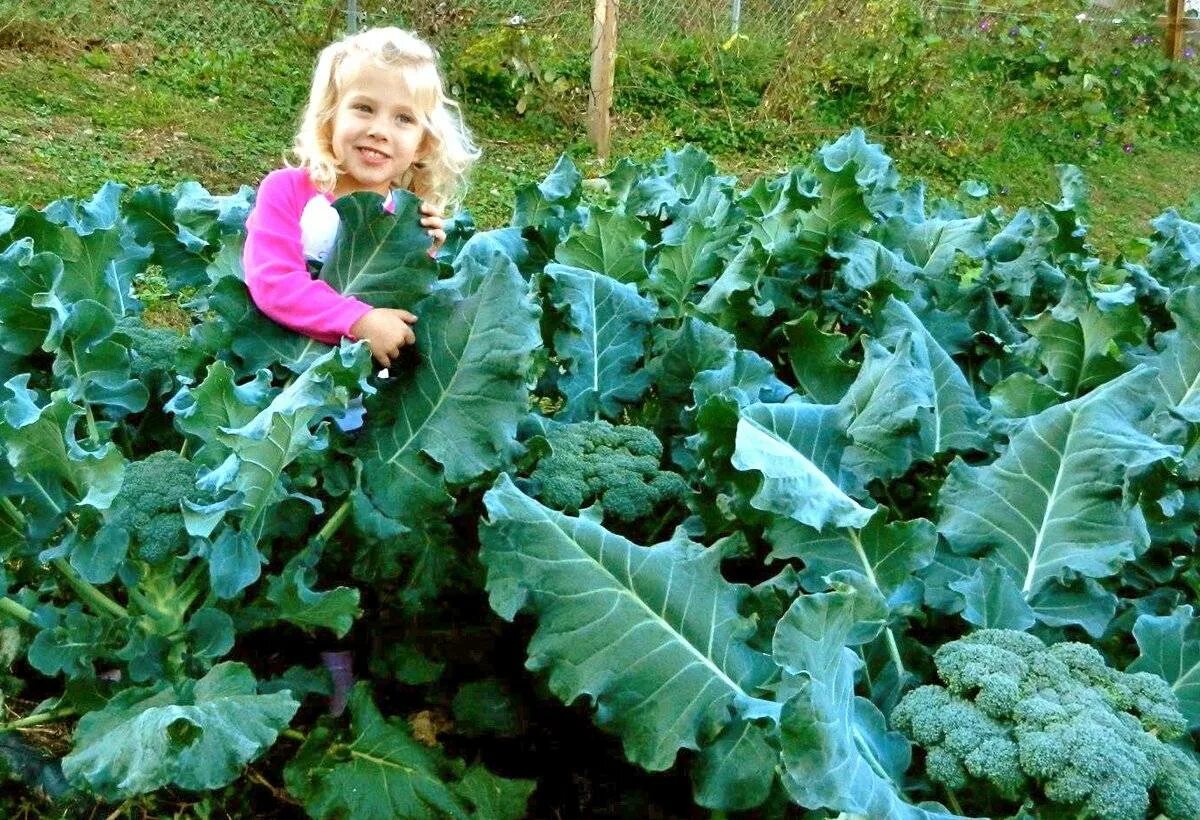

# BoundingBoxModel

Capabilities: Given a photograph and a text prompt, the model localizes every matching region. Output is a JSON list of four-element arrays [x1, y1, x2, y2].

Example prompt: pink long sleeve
[[242, 168, 373, 345]]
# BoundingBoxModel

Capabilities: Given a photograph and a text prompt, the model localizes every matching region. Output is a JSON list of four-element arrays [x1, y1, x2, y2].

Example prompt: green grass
[[0, 0, 1196, 258]]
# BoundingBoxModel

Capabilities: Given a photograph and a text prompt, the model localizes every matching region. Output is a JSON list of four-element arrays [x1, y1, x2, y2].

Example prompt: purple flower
[[1123, 143, 1134, 153], [1111, 67, 1121, 76], [1132, 34, 1153, 46], [1008, 26, 1020, 37], [1185, 47, 1196, 61], [978, 17, 994, 32]]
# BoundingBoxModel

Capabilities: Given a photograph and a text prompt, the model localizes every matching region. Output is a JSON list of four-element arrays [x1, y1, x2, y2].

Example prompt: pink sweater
[[243, 167, 395, 345]]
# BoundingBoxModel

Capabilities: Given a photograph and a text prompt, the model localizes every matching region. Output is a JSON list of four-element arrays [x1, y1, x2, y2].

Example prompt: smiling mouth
[[358, 147, 390, 160]]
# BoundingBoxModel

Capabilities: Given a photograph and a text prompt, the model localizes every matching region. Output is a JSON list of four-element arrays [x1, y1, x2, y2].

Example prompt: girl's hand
[[420, 202, 446, 255], [350, 307, 418, 367]]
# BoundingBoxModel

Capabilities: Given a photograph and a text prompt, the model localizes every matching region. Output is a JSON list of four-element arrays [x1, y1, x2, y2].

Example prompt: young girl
[[241, 29, 479, 712], [243, 27, 480, 369]]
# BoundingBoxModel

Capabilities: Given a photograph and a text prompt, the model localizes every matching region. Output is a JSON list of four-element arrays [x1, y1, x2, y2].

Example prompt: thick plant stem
[[0, 706, 76, 731], [50, 559, 128, 619], [945, 790, 964, 815], [314, 499, 352, 546], [0, 496, 26, 529], [847, 529, 907, 680], [0, 596, 35, 626], [281, 728, 306, 742]]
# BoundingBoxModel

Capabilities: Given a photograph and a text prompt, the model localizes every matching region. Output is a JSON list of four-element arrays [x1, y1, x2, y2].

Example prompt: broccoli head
[[116, 316, 190, 397], [107, 450, 208, 564], [893, 629, 1200, 820], [528, 420, 688, 523]]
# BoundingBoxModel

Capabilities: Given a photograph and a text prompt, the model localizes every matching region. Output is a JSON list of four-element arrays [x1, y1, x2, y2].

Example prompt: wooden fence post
[[589, 0, 618, 161], [1164, 0, 1185, 60]]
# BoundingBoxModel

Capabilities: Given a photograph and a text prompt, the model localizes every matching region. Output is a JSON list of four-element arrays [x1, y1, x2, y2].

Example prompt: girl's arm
[[242, 170, 373, 345]]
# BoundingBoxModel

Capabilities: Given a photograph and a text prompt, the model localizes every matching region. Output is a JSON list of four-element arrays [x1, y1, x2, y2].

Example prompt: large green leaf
[[730, 402, 875, 531], [839, 336, 935, 484], [553, 207, 648, 283], [284, 684, 533, 820], [1130, 605, 1200, 729], [0, 376, 125, 512], [355, 251, 540, 527], [0, 239, 59, 355], [938, 367, 1179, 606], [61, 662, 298, 800], [766, 513, 936, 605], [1151, 285, 1200, 423], [479, 475, 777, 780], [545, 263, 656, 421], [773, 576, 961, 819], [879, 298, 987, 454]]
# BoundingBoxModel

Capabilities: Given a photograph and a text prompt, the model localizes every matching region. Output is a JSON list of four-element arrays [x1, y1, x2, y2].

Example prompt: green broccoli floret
[[108, 450, 207, 564], [528, 420, 688, 523], [116, 316, 189, 397], [893, 629, 1200, 820]]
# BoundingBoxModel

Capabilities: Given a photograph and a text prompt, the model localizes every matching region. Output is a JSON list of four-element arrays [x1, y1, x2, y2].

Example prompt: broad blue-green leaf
[[1130, 605, 1200, 729], [512, 154, 583, 239], [783, 312, 857, 403], [0, 376, 125, 511], [125, 184, 211, 289], [215, 343, 370, 520], [767, 513, 936, 604], [829, 235, 919, 291], [692, 349, 792, 409], [208, 528, 265, 600], [879, 298, 987, 454], [1028, 576, 1116, 638], [647, 317, 736, 402], [453, 765, 536, 820], [265, 546, 361, 638], [27, 604, 109, 679], [795, 128, 902, 258], [772, 577, 961, 819], [546, 264, 655, 421], [982, 208, 1062, 300], [356, 252, 540, 527], [1025, 289, 1143, 396], [1151, 286, 1200, 423], [938, 367, 1179, 601], [284, 683, 526, 819], [61, 662, 298, 799], [480, 475, 777, 773], [554, 207, 648, 283], [691, 718, 777, 811], [839, 337, 935, 484], [166, 360, 275, 462], [876, 182, 988, 281], [731, 402, 875, 531], [0, 239, 58, 355], [947, 560, 1036, 630], [1147, 209, 1200, 288], [648, 222, 730, 318]]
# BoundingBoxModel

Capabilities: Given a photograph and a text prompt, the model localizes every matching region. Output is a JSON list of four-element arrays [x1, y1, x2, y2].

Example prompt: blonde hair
[[287, 27, 479, 210]]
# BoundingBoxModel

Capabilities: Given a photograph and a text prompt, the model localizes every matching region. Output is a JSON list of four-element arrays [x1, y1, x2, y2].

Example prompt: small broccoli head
[[895, 629, 1195, 819], [116, 317, 189, 397], [109, 450, 207, 564], [528, 420, 688, 523]]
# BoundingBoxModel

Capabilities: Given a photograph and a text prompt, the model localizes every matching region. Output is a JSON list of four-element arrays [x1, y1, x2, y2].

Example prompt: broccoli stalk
[[892, 629, 1200, 820], [526, 420, 688, 524]]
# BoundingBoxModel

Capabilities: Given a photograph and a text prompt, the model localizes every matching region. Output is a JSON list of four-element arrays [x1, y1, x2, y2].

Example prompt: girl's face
[[329, 63, 427, 198]]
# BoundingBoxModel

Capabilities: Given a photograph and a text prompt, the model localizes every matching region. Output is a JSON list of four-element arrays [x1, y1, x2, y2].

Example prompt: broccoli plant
[[523, 419, 688, 526], [892, 629, 1200, 819]]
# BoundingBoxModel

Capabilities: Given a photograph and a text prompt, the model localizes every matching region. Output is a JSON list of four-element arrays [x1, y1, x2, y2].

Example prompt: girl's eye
[[396, 112, 416, 124], [353, 103, 371, 112]]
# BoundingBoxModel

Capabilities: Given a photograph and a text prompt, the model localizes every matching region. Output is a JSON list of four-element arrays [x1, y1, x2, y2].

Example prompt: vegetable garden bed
[[1, 129, 1199, 818]]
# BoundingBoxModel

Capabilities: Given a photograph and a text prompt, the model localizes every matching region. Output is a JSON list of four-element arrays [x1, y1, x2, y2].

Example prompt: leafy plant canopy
[[1, 129, 1200, 818]]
